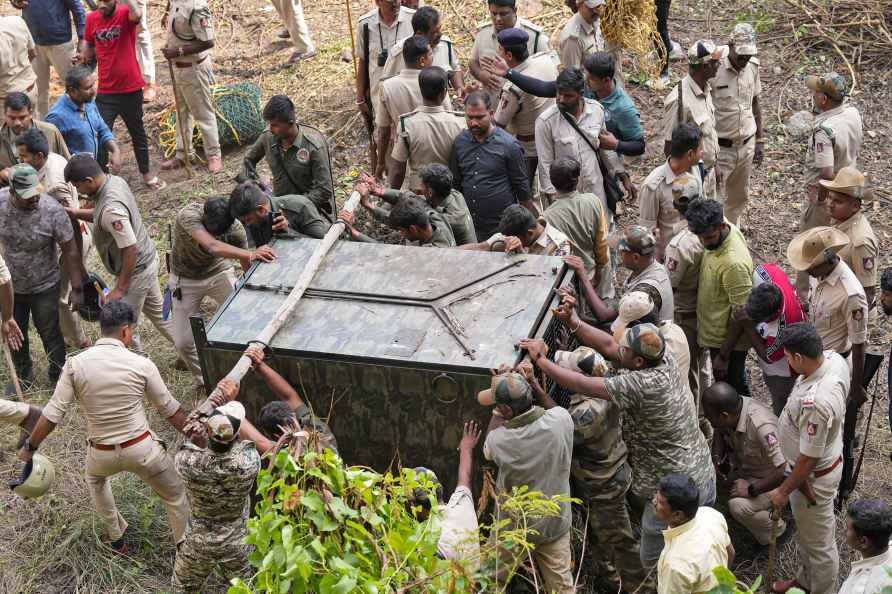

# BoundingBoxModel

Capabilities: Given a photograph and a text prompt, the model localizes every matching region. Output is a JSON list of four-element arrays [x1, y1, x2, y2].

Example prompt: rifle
[[838, 349, 885, 501]]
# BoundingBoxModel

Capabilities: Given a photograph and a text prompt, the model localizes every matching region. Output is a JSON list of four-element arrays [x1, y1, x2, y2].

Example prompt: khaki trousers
[[270, 0, 315, 53], [123, 257, 202, 380], [790, 465, 841, 594], [172, 61, 221, 160], [136, 0, 155, 84], [0, 399, 29, 424], [675, 312, 710, 406], [58, 226, 92, 348], [796, 190, 832, 297], [33, 40, 75, 117], [728, 491, 786, 546], [716, 139, 755, 228], [85, 434, 189, 543], [169, 269, 235, 357], [532, 530, 575, 594]]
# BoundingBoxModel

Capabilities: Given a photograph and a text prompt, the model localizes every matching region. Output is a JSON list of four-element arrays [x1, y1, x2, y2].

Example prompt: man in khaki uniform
[[375, 36, 441, 180], [536, 68, 611, 214], [796, 72, 863, 296], [0, 16, 37, 108], [64, 155, 203, 382], [494, 28, 557, 185], [19, 300, 190, 553], [640, 123, 704, 260], [662, 40, 721, 199], [558, 0, 604, 68], [0, 91, 69, 182], [822, 167, 879, 305], [390, 66, 463, 191], [704, 382, 787, 546], [380, 7, 462, 93], [665, 172, 707, 400], [160, 0, 222, 173], [469, 0, 549, 108], [713, 23, 763, 227], [271, 0, 316, 63], [767, 323, 848, 594], [355, 0, 416, 122]]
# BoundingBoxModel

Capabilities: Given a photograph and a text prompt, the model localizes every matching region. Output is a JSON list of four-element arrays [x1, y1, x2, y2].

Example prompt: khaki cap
[[610, 291, 655, 339], [688, 40, 726, 65], [554, 346, 608, 377], [818, 166, 866, 199], [786, 226, 850, 271]]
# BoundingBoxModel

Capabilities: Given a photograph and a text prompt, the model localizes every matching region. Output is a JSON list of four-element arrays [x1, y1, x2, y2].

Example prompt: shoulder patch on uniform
[[112, 220, 123, 232], [297, 148, 310, 163], [802, 396, 814, 407], [852, 309, 863, 321], [765, 431, 778, 447], [862, 256, 874, 270], [806, 421, 818, 436], [666, 258, 678, 272]]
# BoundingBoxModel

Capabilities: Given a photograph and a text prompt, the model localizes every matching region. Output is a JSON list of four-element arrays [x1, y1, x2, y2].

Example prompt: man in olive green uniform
[[713, 23, 763, 227], [822, 167, 879, 305], [662, 40, 721, 199], [64, 155, 202, 380], [390, 67, 464, 192], [160, 0, 221, 173], [796, 72, 862, 297], [170, 198, 276, 371], [493, 28, 557, 185], [525, 347, 650, 591], [704, 382, 787, 546], [345, 191, 455, 248], [767, 323, 848, 594], [665, 173, 707, 400], [469, 0, 549, 108], [242, 95, 334, 215], [229, 180, 329, 247]]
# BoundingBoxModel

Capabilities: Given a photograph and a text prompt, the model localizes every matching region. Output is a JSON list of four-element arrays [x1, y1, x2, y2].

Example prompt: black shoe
[[109, 536, 129, 556]]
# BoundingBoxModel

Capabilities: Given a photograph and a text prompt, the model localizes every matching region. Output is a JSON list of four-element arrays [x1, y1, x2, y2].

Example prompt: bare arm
[[455, 421, 481, 490], [112, 244, 138, 297], [189, 227, 275, 272], [775, 454, 818, 498], [66, 207, 95, 222], [753, 95, 763, 141], [388, 160, 407, 191], [535, 354, 610, 398], [123, 0, 141, 23], [166, 407, 188, 433], [239, 418, 275, 455], [59, 238, 84, 299], [750, 464, 786, 495], [246, 345, 305, 410]]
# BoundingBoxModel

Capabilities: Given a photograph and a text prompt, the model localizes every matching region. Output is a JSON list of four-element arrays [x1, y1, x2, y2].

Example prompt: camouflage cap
[[806, 72, 848, 101], [610, 291, 655, 339], [619, 322, 666, 362], [688, 40, 726, 65], [206, 401, 245, 443], [477, 371, 533, 407], [554, 346, 608, 377], [581, 0, 605, 7], [671, 172, 702, 205], [618, 225, 656, 256], [10, 164, 40, 199], [730, 23, 757, 55]]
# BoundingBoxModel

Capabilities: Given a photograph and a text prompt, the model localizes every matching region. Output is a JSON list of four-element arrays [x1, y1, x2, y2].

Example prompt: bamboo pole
[[2, 341, 24, 401], [185, 191, 362, 427]]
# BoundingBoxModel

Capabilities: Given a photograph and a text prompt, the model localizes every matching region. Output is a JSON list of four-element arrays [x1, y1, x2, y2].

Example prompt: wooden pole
[[2, 339, 24, 402], [167, 59, 193, 177], [185, 191, 362, 427], [345, 0, 359, 80]]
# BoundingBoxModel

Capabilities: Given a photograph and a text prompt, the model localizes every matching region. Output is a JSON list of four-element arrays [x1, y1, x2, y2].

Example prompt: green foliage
[[707, 567, 804, 594], [228, 443, 571, 594], [732, 8, 776, 34]]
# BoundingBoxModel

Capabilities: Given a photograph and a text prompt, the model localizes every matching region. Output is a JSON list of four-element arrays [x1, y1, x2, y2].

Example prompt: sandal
[[144, 176, 167, 191]]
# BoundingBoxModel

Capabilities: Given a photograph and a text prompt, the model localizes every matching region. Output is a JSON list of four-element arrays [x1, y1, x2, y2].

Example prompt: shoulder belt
[[399, 111, 417, 133]]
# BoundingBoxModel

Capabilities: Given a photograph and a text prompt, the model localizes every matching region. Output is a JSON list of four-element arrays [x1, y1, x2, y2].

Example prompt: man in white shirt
[[838, 498, 892, 594], [655, 473, 734, 594]]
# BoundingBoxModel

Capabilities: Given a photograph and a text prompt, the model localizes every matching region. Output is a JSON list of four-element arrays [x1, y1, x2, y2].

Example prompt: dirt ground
[[0, 0, 890, 592]]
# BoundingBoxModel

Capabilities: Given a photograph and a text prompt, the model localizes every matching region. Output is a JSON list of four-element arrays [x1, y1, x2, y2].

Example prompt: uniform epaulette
[[399, 110, 418, 133], [441, 36, 453, 45], [814, 123, 836, 140], [299, 125, 326, 149], [476, 22, 493, 32], [446, 110, 465, 117], [750, 56, 760, 66], [357, 9, 376, 22], [521, 19, 545, 33]]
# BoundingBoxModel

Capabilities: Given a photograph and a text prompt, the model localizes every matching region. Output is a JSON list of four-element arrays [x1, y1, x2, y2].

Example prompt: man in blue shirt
[[45, 65, 122, 172], [449, 91, 533, 241], [10, 0, 85, 118]]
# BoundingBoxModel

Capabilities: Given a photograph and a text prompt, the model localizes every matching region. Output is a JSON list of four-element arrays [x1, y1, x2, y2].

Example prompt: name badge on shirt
[[297, 148, 310, 163]]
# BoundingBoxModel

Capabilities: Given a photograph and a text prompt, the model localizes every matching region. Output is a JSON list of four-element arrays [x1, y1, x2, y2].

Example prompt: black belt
[[717, 135, 754, 148]]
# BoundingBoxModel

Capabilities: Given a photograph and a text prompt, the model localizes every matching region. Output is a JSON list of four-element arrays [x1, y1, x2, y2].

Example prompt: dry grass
[[0, 0, 891, 591]]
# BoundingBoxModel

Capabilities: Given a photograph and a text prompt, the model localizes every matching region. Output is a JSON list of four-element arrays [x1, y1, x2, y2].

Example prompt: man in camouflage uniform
[[520, 321, 715, 568], [174, 400, 261, 593], [795, 72, 862, 297], [521, 347, 650, 591], [242, 95, 334, 216], [493, 27, 557, 188]]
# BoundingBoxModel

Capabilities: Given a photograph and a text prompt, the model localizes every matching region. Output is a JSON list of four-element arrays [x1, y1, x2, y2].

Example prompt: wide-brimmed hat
[[786, 226, 850, 271], [818, 166, 867, 200]]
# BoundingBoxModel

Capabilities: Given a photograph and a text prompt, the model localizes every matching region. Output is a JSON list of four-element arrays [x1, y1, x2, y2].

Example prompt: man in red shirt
[[81, 0, 165, 190]]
